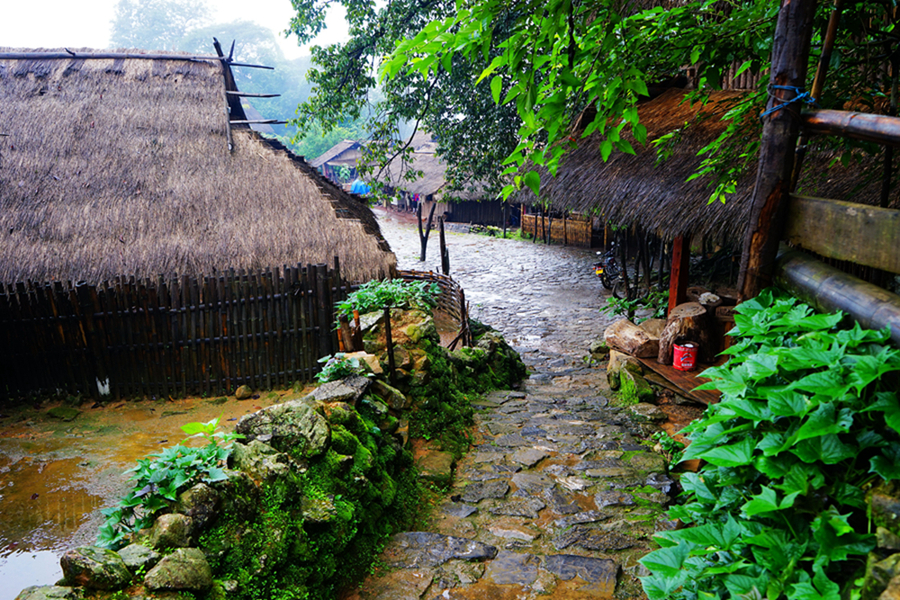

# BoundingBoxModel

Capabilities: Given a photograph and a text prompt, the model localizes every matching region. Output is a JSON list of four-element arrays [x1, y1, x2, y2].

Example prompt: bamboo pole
[[802, 110, 900, 148]]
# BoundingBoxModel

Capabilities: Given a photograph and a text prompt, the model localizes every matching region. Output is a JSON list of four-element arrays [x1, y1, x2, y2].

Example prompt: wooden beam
[[784, 195, 900, 274], [775, 245, 900, 345], [225, 91, 281, 98], [668, 235, 691, 315], [228, 119, 288, 125], [738, 0, 818, 299], [0, 50, 220, 61], [802, 109, 900, 147]]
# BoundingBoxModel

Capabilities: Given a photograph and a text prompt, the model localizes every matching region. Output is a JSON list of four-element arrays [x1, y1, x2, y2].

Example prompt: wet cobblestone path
[[344, 211, 676, 600]]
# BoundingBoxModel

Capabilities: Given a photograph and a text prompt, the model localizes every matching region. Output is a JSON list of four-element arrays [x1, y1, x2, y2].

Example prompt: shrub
[[335, 279, 440, 321], [641, 289, 900, 599]]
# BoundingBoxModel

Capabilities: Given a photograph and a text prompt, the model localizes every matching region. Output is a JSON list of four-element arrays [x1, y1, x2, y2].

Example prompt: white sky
[[0, 0, 347, 59]]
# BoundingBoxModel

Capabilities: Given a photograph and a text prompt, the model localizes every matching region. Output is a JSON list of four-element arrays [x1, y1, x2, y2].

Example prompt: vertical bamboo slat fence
[[0, 264, 471, 402], [0, 260, 349, 401]]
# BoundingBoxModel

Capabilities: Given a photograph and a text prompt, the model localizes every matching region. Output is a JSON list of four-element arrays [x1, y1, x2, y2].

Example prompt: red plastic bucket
[[673, 342, 698, 371]]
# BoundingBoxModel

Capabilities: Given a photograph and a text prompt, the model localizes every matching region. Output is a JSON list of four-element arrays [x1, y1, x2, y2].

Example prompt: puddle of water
[[0, 391, 293, 599]]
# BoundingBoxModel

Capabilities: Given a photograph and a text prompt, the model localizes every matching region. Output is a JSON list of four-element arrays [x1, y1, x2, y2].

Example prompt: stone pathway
[[346, 211, 677, 599]]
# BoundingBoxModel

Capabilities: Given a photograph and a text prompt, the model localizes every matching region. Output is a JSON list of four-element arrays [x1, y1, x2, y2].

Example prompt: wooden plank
[[287, 266, 299, 384], [238, 270, 250, 388], [156, 278, 170, 400], [181, 275, 191, 395], [636, 356, 722, 405], [222, 272, 235, 393], [274, 267, 286, 388], [784, 195, 900, 274]]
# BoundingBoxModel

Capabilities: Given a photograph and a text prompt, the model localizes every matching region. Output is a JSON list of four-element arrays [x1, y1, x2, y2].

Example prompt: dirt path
[[344, 211, 677, 599]]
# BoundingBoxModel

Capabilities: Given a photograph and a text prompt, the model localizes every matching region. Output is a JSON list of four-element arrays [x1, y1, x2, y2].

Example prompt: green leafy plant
[[335, 279, 441, 322], [97, 415, 242, 549], [640, 289, 900, 599], [602, 288, 667, 322], [649, 431, 685, 464], [316, 353, 366, 383]]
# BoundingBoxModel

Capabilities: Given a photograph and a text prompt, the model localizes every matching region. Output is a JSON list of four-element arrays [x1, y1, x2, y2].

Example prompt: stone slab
[[383, 532, 498, 569], [483, 551, 540, 586]]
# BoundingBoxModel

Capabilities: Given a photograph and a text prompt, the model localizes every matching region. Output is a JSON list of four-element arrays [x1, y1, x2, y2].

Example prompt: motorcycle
[[593, 242, 620, 290]]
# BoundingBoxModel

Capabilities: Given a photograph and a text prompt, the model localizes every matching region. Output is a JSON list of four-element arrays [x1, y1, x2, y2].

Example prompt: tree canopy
[[291, 0, 900, 202]]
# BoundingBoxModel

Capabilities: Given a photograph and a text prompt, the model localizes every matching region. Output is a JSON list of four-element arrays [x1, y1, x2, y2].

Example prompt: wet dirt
[[0, 389, 305, 599]]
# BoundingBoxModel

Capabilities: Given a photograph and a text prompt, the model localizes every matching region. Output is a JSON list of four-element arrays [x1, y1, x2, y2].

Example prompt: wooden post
[[438, 216, 450, 275], [417, 202, 437, 261], [738, 0, 818, 299], [383, 306, 397, 386], [668, 235, 691, 315]]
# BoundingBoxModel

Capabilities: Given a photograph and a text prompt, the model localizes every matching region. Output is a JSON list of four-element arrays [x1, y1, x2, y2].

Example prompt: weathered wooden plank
[[784, 195, 900, 274], [802, 109, 900, 148]]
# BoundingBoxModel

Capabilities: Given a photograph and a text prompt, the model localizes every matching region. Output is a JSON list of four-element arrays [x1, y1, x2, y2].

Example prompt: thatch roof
[[373, 131, 490, 201], [310, 140, 363, 169], [514, 89, 884, 244], [0, 48, 395, 284]]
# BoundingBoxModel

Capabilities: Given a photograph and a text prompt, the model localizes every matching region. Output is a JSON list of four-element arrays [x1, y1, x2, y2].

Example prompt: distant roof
[[0, 48, 396, 284], [514, 89, 885, 244], [310, 140, 363, 168], [372, 131, 490, 200]]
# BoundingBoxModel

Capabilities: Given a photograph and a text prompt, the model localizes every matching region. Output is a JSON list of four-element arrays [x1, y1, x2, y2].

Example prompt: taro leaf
[[723, 398, 771, 423], [754, 454, 791, 479], [702, 438, 755, 467], [723, 573, 770, 599], [857, 429, 886, 449], [847, 351, 900, 393], [835, 322, 890, 346], [746, 529, 806, 573], [765, 388, 808, 417], [864, 392, 900, 435], [639, 541, 695, 578], [870, 445, 900, 480], [680, 472, 719, 504], [794, 402, 852, 443], [775, 463, 825, 496], [811, 508, 873, 564], [791, 312, 843, 332], [789, 566, 842, 600], [757, 432, 790, 457], [745, 353, 778, 379], [742, 486, 800, 517], [641, 571, 689, 600], [777, 345, 843, 371], [792, 370, 850, 396], [204, 467, 228, 483], [792, 434, 856, 464]]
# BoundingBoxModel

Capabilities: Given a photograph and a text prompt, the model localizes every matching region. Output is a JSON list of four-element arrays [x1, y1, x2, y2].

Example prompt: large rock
[[382, 532, 498, 568], [371, 380, 410, 411], [60, 546, 131, 590], [14, 587, 80, 600], [619, 369, 655, 404], [117, 543, 161, 573], [863, 553, 900, 600], [606, 350, 642, 390], [871, 483, 900, 537], [175, 483, 220, 531], [629, 402, 666, 423], [236, 398, 331, 458], [416, 451, 455, 486], [149, 513, 194, 549], [311, 375, 371, 405], [144, 548, 213, 592], [235, 385, 253, 400], [231, 440, 292, 482]]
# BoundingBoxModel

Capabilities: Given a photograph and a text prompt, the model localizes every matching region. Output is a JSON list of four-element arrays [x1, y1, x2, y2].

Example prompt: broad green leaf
[[490, 75, 503, 104], [522, 170, 540, 196], [792, 434, 856, 464], [794, 402, 852, 443], [703, 438, 754, 467], [639, 541, 695, 578], [742, 486, 800, 516], [599, 139, 613, 161]]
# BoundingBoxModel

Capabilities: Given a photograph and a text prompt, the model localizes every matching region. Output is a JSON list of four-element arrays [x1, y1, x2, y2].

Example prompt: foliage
[[288, 0, 521, 199], [110, 0, 211, 50], [602, 288, 667, 322], [97, 416, 241, 549], [384, 0, 898, 203], [649, 431, 685, 465], [335, 279, 441, 321], [640, 289, 900, 599], [316, 353, 367, 383]]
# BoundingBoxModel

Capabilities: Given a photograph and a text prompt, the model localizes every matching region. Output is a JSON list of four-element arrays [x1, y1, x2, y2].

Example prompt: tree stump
[[658, 302, 712, 365], [604, 319, 659, 358]]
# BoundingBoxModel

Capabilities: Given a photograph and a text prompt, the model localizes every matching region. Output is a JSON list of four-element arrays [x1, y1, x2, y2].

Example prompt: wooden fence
[[0, 260, 351, 401], [521, 213, 594, 247], [0, 263, 471, 402]]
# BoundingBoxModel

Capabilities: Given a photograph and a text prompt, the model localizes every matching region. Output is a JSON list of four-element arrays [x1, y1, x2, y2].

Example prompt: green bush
[[316, 353, 366, 383], [335, 279, 441, 321], [641, 289, 900, 599]]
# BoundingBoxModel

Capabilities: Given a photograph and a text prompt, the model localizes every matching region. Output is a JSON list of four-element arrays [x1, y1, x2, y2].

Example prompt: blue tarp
[[350, 179, 371, 195]]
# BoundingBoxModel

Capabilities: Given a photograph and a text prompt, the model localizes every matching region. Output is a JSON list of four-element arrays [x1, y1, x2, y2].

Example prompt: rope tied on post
[[759, 85, 818, 121]]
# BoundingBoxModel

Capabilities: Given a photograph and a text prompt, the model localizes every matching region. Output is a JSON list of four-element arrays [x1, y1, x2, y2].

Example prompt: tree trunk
[[658, 302, 711, 365], [604, 319, 659, 358], [418, 202, 437, 261], [738, 0, 818, 299], [438, 216, 450, 275]]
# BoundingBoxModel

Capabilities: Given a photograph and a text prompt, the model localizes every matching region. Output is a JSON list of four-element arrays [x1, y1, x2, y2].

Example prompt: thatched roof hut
[[514, 89, 883, 245], [0, 48, 396, 284]]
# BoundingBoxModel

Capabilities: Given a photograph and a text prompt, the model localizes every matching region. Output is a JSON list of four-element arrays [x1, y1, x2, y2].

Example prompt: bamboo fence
[[0, 264, 470, 402]]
